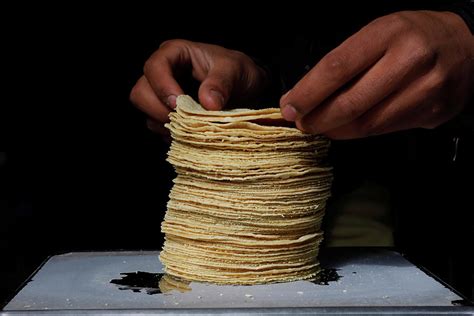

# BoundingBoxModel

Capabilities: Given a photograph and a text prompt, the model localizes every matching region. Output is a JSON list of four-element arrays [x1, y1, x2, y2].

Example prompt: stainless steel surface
[[2, 248, 472, 315]]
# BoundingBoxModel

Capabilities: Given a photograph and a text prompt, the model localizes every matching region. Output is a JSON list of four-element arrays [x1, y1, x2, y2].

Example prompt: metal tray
[[2, 248, 472, 315]]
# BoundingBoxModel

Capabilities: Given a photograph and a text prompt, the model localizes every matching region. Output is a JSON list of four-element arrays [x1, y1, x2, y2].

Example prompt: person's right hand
[[130, 39, 268, 138]]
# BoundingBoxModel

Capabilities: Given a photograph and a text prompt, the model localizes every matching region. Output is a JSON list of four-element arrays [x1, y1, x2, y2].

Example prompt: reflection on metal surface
[[110, 268, 339, 295], [310, 268, 341, 285], [110, 271, 191, 295]]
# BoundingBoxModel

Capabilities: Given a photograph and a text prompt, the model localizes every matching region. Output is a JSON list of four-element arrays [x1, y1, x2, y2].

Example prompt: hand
[[130, 39, 268, 138], [280, 11, 474, 139]]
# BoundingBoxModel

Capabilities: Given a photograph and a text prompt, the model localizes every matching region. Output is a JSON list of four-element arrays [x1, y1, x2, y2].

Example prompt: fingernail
[[282, 104, 297, 121], [166, 95, 177, 108], [210, 89, 225, 108]]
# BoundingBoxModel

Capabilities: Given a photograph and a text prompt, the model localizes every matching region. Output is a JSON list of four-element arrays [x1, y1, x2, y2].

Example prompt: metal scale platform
[[2, 248, 472, 315]]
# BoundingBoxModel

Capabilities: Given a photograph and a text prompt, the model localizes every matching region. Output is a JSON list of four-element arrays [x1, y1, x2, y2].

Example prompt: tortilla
[[159, 95, 333, 285]]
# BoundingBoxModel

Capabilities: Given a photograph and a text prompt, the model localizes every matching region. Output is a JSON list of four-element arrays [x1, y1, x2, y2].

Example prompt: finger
[[130, 76, 171, 123], [146, 119, 169, 134], [146, 118, 171, 144], [323, 72, 439, 139], [298, 43, 435, 133], [143, 41, 186, 108], [198, 61, 237, 110], [280, 20, 389, 121]]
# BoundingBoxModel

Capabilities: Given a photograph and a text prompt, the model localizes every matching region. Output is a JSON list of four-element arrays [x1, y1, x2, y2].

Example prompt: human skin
[[130, 40, 267, 139], [130, 11, 474, 140]]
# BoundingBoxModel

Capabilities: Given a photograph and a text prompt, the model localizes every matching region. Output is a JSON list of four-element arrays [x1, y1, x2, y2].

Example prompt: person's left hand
[[280, 10, 474, 139]]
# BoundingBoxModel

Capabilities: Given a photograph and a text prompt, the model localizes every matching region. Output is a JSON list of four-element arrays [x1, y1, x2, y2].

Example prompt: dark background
[[2, 2, 473, 305]]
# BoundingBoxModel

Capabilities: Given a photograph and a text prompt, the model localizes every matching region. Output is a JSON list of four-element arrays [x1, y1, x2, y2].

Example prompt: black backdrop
[[2, 2, 473, 304]]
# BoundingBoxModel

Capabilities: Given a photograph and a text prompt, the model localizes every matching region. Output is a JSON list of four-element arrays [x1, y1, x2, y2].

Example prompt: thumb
[[198, 67, 234, 110]]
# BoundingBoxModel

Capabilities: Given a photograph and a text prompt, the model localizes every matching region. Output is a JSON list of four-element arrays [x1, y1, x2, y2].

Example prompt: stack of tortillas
[[160, 95, 333, 285]]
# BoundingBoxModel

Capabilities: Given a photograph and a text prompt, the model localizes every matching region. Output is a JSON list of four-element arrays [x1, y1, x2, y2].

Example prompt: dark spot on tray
[[311, 268, 341, 285], [110, 271, 163, 295]]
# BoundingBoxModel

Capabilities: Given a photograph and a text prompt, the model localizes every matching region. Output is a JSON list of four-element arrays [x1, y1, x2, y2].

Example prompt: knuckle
[[159, 39, 173, 49], [143, 57, 157, 75], [227, 56, 245, 73], [154, 86, 169, 100], [145, 40, 190, 74], [333, 94, 363, 120], [320, 52, 349, 81], [229, 50, 248, 62], [385, 12, 411, 29], [370, 12, 412, 35], [159, 39, 185, 49], [224, 51, 252, 76], [207, 72, 234, 94], [372, 10, 403, 33], [407, 39, 436, 65], [129, 82, 142, 104], [431, 70, 447, 88], [423, 71, 446, 96], [410, 42, 432, 59], [296, 118, 317, 134]]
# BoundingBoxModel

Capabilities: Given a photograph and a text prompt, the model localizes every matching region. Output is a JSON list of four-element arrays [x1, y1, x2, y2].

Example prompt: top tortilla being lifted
[[176, 95, 284, 123]]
